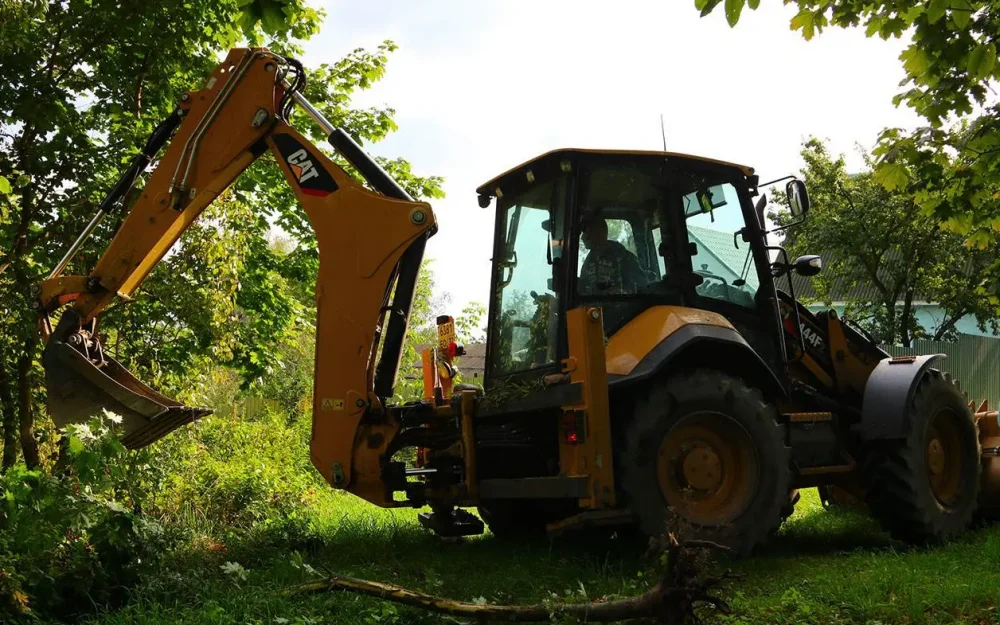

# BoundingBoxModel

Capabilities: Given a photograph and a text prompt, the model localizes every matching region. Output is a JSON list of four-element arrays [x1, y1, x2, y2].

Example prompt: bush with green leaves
[[0, 413, 169, 621], [150, 406, 324, 535]]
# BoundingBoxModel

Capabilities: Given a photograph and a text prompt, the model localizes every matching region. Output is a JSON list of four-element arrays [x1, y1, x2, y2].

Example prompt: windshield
[[489, 176, 567, 377], [684, 180, 758, 309]]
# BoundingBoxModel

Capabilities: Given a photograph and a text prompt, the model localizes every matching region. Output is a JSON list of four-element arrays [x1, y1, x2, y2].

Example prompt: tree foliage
[[697, 1, 1000, 256], [774, 138, 1000, 345], [0, 1, 443, 466]]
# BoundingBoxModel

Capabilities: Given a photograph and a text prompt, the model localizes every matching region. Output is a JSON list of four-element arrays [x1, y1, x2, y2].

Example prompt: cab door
[[483, 171, 572, 387], [677, 177, 785, 374]]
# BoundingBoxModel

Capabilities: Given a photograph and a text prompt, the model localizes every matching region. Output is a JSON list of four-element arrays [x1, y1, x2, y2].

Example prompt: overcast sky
[[300, 0, 919, 315]]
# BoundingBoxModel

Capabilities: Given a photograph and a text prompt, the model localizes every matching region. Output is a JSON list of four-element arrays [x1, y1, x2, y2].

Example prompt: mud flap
[[44, 337, 210, 449]]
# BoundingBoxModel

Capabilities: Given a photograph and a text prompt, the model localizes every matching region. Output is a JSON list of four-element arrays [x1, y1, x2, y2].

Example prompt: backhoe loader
[[36, 48, 998, 554]]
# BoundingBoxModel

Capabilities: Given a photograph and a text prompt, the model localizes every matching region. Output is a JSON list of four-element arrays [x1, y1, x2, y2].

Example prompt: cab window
[[489, 177, 566, 376], [575, 164, 667, 297], [684, 182, 758, 309]]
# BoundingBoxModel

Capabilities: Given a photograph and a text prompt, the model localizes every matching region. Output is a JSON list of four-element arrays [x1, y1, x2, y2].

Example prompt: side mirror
[[793, 255, 822, 277], [786, 180, 810, 217]]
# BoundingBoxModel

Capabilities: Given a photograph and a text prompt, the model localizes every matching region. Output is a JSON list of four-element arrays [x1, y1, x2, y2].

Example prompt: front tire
[[621, 369, 791, 556], [862, 370, 980, 543]]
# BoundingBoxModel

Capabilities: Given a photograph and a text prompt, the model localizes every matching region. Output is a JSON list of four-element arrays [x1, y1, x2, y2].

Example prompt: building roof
[[457, 342, 486, 381], [688, 226, 760, 289]]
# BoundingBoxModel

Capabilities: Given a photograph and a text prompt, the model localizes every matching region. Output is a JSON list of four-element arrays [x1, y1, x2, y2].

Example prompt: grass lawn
[[82, 489, 1000, 625]]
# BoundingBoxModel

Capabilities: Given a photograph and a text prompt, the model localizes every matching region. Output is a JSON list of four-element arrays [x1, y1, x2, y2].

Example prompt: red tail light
[[563, 412, 585, 444]]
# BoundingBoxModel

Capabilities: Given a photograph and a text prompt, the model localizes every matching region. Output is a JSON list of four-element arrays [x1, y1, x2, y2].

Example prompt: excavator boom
[[37, 48, 436, 494]]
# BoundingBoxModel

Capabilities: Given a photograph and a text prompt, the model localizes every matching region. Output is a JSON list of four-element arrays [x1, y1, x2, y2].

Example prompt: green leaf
[[927, 0, 948, 24], [747, 0, 759, 8], [697, 0, 723, 17], [952, 3, 971, 28], [68, 435, 84, 455], [900, 46, 930, 77], [0, 176, 10, 195], [790, 9, 817, 40], [968, 44, 997, 79], [725, 0, 744, 26], [875, 162, 910, 191], [259, 0, 287, 34]]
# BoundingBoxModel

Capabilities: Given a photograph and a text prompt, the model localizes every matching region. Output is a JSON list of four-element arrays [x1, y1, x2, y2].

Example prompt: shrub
[[0, 413, 169, 621]]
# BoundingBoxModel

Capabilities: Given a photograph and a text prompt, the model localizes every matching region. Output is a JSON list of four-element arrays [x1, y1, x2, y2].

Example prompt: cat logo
[[286, 148, 320, 183], [271, 133, 338, 198]]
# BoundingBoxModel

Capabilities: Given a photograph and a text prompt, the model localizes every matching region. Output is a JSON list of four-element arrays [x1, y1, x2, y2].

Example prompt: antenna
[[659, 114, 667, 151]]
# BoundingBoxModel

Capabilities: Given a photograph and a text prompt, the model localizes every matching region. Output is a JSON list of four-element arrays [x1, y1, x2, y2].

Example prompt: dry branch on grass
[[282, 534, 741, 624]]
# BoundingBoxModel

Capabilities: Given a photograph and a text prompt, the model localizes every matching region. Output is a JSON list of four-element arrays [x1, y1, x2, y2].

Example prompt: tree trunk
[[884, 298, 898, 345], [0, 360, 17, 469], [18, 336, 39, 469], [900, 291, 914, 348]]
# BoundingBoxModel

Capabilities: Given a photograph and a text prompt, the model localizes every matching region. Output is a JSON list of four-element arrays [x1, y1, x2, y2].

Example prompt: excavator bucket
[[44, 330, 210, 449]]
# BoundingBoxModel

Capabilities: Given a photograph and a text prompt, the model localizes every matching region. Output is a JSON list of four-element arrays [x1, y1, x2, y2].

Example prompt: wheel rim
[[656, 412, 759, 526], [926, 407, 964, 508]]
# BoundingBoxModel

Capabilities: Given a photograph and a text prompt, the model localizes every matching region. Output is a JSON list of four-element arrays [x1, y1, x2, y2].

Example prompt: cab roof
[[476, 148, 755, 197]]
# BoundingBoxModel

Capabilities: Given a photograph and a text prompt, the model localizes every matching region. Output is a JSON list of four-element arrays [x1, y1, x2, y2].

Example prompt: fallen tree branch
[[281, 534, 737, 624]]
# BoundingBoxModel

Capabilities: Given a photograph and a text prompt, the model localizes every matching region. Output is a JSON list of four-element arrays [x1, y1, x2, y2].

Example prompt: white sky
[[300, 0, 920, 314]]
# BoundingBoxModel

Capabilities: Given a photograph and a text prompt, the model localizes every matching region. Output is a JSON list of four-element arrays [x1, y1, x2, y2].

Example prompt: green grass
[[77, 489, 1000, 625]]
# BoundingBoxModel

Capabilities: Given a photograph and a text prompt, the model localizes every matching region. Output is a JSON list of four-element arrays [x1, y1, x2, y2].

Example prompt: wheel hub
[[656, 413, 758, 526], [926, 408, 963, 507], [927, 438, 945, 477], [681, 446, 723, 490]]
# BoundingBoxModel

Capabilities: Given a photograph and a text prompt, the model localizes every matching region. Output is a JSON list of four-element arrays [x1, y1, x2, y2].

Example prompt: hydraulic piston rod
[[47, 109, 184, 280]]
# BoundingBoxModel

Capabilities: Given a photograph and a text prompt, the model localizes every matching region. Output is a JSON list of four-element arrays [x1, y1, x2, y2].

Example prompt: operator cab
[[477, 148, 807, 389]]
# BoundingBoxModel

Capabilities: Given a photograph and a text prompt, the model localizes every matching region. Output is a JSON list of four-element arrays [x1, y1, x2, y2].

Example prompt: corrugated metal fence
[[880, 334, 1000, 410]]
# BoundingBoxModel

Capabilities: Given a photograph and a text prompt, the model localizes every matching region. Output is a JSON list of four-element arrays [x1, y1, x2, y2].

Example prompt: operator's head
[[581, 216, 609, 250]]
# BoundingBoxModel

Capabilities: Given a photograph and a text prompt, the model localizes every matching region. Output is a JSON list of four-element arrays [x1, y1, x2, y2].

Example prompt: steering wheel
[[696, 270, 729, 287]]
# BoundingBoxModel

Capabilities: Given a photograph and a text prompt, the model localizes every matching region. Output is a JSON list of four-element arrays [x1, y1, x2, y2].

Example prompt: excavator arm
[[36, 48, 436, 500]]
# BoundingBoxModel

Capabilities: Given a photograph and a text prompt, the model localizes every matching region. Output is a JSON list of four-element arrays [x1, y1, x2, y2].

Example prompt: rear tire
[[621, 369, 791, 556], [862, 370, 980, 543]]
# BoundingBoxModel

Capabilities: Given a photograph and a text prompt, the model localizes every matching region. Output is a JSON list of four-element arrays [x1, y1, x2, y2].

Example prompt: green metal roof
[[688, 225, 759, 289]]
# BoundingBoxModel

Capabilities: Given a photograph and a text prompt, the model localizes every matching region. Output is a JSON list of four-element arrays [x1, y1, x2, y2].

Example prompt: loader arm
[[37, 48, 436, 498]]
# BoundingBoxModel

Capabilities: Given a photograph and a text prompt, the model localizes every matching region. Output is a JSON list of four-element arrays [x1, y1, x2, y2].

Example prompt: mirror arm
[[759, 174, 796, 187], [766, 214, 807, 235]]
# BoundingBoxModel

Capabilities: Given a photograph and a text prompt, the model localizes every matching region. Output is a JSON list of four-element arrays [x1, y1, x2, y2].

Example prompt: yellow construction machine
[[36, 49, 997, 554]]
